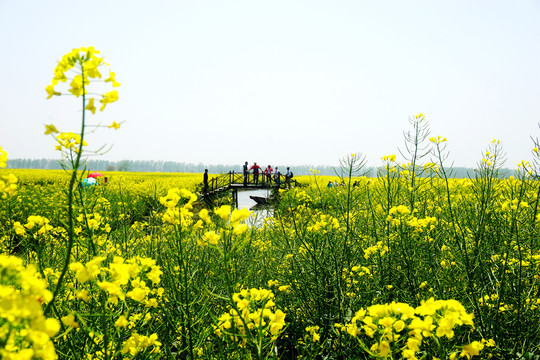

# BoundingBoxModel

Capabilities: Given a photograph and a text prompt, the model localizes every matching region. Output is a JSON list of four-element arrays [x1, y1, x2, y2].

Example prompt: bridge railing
[[206, 173, 232, 193], [227, 171, 296, 187], [204, 171, 297, 194]]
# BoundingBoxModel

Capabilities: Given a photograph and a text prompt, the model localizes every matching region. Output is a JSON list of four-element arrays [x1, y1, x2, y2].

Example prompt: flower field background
[[3, 150, 540, 358], [2, 46, 540, 359]]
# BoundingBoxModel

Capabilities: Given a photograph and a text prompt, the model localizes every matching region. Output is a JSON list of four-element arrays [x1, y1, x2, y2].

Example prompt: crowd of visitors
[[202, 162, 295, 193], [243, 162, 293, 188], [327, 180, 359, 188]]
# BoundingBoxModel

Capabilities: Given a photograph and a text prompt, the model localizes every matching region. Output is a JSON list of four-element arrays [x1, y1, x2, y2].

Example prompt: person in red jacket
[[264, 165, 273, 184], [250, 162, 262, 185]]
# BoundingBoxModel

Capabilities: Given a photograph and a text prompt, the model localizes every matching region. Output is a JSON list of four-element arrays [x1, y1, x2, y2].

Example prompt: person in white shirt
[[285, 167, 292, 189], [274, 167, 281, 187]]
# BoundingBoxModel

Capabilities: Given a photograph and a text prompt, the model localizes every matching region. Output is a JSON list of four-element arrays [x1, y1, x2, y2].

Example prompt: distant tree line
[[7, 158, 515, 179], [7, 159, 346, 175]]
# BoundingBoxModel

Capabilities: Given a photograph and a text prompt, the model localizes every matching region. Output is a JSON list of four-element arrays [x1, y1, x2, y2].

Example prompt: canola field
[[2, 153, 540, 359], [2, 46, 539, 359]]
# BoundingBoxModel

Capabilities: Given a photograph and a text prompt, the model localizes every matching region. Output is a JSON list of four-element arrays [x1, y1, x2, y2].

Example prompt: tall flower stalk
[[43, 47, 120, 315]]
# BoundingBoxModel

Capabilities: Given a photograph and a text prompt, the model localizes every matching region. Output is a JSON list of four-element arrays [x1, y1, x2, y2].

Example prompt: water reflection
[[237, 189, 273, 227]]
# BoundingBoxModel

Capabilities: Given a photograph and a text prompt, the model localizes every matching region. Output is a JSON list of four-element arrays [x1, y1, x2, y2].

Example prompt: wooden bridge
[[202, 171, 297, 207]]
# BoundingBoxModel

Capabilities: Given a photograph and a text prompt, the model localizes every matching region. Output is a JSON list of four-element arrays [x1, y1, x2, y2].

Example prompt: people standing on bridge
[[250, 162, 262, 185], [274, 167, 281, 188], [243, 161, 249, 187], [264, 165, 273, 184], [203, 169, 209, 192], [285, 167, 293, 189]]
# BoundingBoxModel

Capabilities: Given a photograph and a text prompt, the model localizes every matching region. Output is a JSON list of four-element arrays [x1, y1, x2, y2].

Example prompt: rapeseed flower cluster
[[306, 213, 340, 233], [387, 205, 413, 226], [199, 230, 220, 246], [342, 265, 373, 298], [294, 190, 312, 205], [382, 154, 397, 162], [46, 46, 119, 109], [363, 241, 390, 260], [159, 189, 251, 246], [198, 205, 251, 246], [406, 216, 437, 232], [53, 133, 88, 153], [76, 212, 111, 234], [0, 147, 7, 168], [215, 288, 287, 343], [423, 162, 440, 173], [430, 135, 447, 144], [13, 216, 54, 238], [335, 298, 487, 359], [0, 255, 60, 360], [64, 256, 163, 358], [304, 325, 321, 343], [45, 47, 121, 160], [0, 173, 17, 197], [159, 188, 197, 227], [121, 332, 162, 358], [0, 147, 17, 197], [69, 255, 163, 306], [386, 205, 438, 232]]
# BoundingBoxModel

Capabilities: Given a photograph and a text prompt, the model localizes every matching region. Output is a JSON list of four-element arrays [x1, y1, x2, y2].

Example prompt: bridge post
[[233, 188, 238, 208]]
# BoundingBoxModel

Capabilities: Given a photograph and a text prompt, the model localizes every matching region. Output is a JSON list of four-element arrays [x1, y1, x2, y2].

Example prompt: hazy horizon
[[5, 157, 520, 174]]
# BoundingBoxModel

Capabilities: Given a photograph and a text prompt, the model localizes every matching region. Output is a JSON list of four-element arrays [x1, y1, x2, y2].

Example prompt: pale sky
[[1, 0, 539, 169]]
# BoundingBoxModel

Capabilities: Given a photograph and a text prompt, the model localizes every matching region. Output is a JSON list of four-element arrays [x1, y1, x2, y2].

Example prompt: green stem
[[45, 60, 87, 315]]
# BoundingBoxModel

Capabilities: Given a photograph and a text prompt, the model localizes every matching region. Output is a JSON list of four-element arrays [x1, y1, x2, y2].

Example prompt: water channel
[[236, 188, 274, 227]]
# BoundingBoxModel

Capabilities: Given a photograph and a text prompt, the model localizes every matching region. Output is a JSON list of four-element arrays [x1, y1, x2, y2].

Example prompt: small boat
[[250, 196, 271, 205]]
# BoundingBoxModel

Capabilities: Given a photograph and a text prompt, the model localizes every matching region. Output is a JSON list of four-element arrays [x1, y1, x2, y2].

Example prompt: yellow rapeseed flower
[[61, 313, 79, 328], [215, 205, 231, 221], [108, 121, 121, 130], [85, 98, 96, 114], [233, 223, 248, 235], [44, 124, 59, 134]]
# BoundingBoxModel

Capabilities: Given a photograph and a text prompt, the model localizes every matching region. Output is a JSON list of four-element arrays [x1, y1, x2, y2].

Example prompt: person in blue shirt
[[243, 161, 249, 187]]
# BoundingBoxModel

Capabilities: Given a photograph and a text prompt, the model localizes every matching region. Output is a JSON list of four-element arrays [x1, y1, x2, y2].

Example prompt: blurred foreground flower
[[0, 255, 60, 359], [0, 146, 17, 197]]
